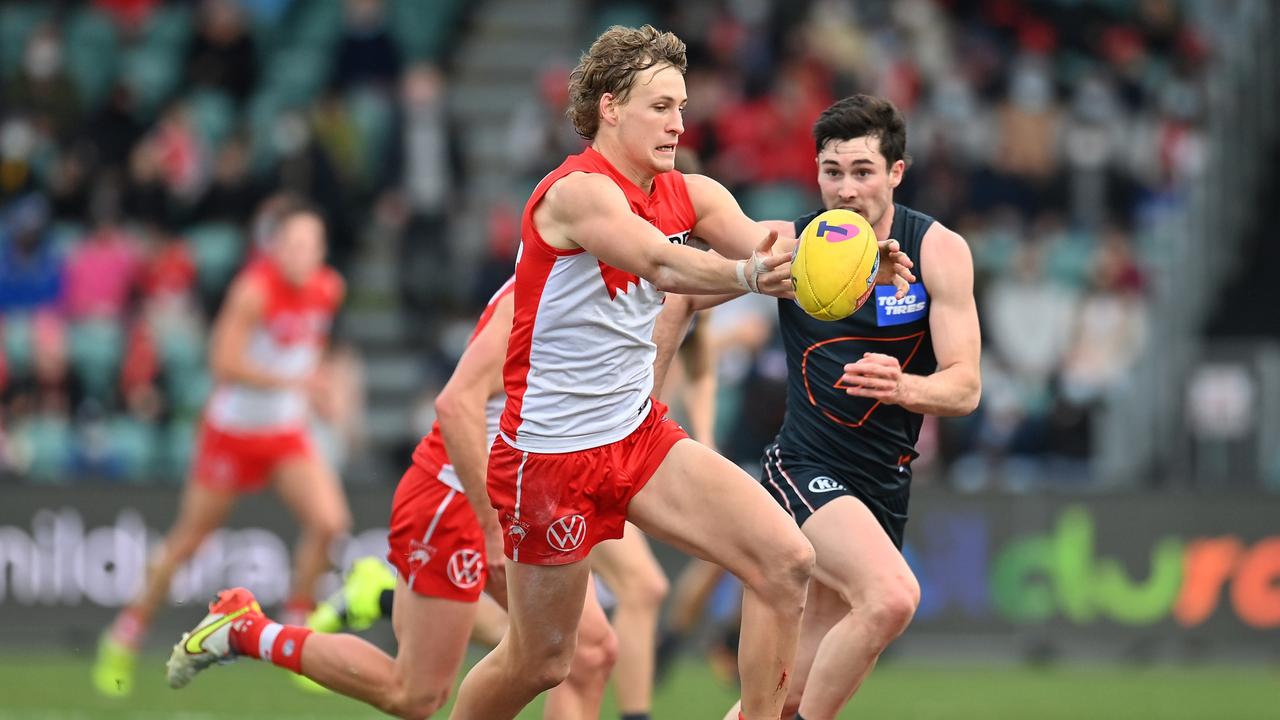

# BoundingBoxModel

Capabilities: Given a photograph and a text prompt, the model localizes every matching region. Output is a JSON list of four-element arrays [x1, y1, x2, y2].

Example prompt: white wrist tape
[[735, 259, 752, 292]]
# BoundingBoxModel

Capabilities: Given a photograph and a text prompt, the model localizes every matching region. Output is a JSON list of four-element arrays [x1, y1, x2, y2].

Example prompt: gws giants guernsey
[[205, 259, 343, 432], [501, 147, 696, 452], [413, 276, 515, 490]]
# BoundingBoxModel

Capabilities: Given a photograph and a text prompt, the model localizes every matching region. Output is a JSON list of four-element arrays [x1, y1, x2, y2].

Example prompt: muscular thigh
[[802, 496, 915, 607], [273, 453, 350, 529], [392, 578, 478, 687], [627, 439, 806, 587]]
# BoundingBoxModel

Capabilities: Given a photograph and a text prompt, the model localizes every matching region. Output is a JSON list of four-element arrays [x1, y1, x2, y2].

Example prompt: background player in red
[[751, 95, 982, 720], [92, 196, 352, 696], [449, 26, 913, 720], [162, 282, 713, 718]]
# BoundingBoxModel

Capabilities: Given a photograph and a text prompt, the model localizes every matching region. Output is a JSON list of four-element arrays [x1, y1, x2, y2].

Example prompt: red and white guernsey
[[412, 276, 515, 490], [205, 259, 343, 433], [500, 148, 696, 453]]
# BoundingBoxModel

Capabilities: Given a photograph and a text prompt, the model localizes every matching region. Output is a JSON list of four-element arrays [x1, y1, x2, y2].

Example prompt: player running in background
[[448, 26, 911, 720], [164, 277, 619, 719], [753, 94, 982, 720], [92, 196, 352, 696]]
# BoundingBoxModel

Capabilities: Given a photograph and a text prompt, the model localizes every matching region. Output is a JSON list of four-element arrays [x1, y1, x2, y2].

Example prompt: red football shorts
[[386, 462, 487, 602], [488, 399, 688, 565], [191, 422, 315, 493]]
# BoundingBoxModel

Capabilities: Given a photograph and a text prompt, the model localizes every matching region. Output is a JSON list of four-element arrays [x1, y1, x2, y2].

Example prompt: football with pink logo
[[790, 209, 880, 321]]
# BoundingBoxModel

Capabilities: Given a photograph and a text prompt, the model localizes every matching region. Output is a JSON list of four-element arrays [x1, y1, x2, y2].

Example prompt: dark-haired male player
[[754, 94, 981, 720]]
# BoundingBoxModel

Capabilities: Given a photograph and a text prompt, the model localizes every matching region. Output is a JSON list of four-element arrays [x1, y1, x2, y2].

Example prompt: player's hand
[[743, 230, 795, 299], [875, 238, 916, 299], [841, 352, 905, 404], [482, 525, 508, 608]]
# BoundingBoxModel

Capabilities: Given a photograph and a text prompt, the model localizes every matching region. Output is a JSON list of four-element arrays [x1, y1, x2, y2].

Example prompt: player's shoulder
[[542, 171, 629, 219], [316, 266, 345, 306]]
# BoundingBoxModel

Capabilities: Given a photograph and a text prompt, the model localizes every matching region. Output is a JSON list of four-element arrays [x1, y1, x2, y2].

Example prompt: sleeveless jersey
[[412, 276, 515, 491], [500, 147, 697, 452], [775, 203, 937, 491], [205, 259, 342, 432]]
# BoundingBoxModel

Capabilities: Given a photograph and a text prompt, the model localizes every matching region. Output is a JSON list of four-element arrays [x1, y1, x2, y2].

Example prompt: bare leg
[[543, 580, 618, 720], [299, 577, 475, 719], [592, 523, 667, 716], [450, 560, 593, 720], [628, 439, 814, 720], [274, 455, 352, 606], [668, 557, 725, 636], [794, 497, 920, 720], [470, 592, 509, 647], [127, 482, 239, 623]]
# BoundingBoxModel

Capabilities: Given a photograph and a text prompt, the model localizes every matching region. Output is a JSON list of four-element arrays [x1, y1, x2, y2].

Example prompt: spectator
[[331, 0, 402, 93], [6, 24, 80, 142], [185, 0, 259, 103], [382, 63, 465, 319], [0, 195, 64, 314]]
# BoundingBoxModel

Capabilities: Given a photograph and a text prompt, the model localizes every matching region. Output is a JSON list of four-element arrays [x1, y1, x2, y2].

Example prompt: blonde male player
[[449, 26, 912, 720]]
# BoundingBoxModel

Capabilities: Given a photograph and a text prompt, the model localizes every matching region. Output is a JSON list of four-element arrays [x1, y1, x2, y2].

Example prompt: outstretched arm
[[840, 224, 981, 416], [536, 172, 793, 297]]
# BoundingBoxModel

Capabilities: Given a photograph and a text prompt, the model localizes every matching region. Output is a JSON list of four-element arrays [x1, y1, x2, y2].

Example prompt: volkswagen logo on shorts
[[546, 514, 587, 552], [808, 476, 844, 493], [446, 548, 484, 589]]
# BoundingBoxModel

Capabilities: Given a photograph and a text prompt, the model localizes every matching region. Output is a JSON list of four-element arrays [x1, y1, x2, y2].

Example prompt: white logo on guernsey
[[546, 514, 587, 552], [446, 548, 484, 589], [808, 476, 844, 493]]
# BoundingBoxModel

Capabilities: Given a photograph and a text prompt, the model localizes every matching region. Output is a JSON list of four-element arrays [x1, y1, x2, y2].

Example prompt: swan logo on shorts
[[546, 514, 587, 552], [446, 548, 484, 589], [407, 540, 437, 570], [808, 476, 844, 493], [505, 513, 530, 549]]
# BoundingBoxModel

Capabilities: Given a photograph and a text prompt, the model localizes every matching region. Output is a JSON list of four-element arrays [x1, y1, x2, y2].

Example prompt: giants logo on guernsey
[[501, 148, 697, 454]]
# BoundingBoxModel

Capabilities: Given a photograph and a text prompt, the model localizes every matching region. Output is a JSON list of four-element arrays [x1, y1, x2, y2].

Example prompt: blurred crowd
[[0, 0, 467, 481], [0, 0, 1208, 488]]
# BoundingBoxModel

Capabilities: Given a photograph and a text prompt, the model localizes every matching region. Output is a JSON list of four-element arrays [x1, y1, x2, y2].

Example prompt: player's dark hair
[[813, 94, 909, 167]]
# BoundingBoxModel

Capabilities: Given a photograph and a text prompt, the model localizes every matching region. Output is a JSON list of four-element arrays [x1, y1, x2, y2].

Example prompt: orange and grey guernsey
[[411, 275, 515, 490], [500, 147, 696, 453], [775, 203, 937, 491], [204, 259, 342, 433]]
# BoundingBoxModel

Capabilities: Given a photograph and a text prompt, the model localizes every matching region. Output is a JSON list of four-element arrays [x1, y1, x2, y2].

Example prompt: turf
[[1, 652, 1274, 719]]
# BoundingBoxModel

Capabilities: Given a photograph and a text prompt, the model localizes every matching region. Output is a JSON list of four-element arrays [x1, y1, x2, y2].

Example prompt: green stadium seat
[[142, 4, 192, 52], [187, 89, 237, 149], [166, 365, 212, 416], [15, 414, 72, 483], [185, 223, 246, 298], [1, 313, 35, 378], [63, 7, 119, 108], [0, 4, 52, 79], [162, 418, 199, 482], [390, 0, 464, 61], [68, 319, 124, 400], [109, 417, 159, 482], [121, 43, 182, 115], [742, 183, 813, 222]]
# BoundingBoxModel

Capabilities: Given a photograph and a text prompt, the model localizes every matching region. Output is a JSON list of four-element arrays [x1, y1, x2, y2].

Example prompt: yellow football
[[791, 209, 880, 321]]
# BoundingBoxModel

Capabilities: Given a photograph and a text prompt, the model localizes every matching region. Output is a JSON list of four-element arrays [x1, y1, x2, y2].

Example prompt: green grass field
[[1, 652, 1274, 719]]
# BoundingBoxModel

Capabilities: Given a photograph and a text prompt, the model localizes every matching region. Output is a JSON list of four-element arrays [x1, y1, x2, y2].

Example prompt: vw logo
[[446, 548, 484, 589], [546, 514, 587, 552]]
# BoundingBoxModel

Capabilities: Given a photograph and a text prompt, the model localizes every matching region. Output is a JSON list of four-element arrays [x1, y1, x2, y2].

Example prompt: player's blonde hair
[[567, 25, 687, 140]]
